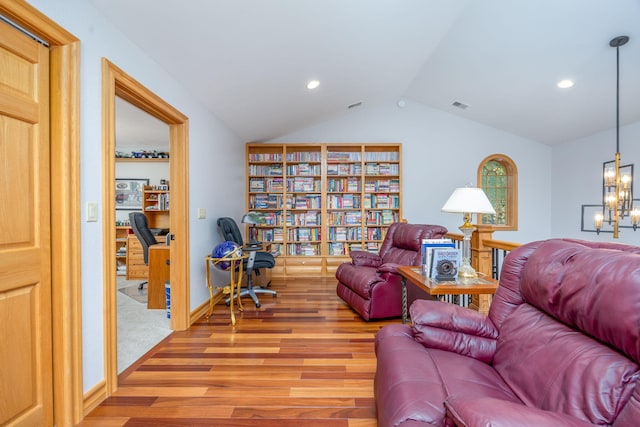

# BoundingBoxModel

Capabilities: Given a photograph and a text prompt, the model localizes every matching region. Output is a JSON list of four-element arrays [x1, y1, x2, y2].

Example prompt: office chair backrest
[[129, 212, 158, 265], [217, 217, 244, 246]]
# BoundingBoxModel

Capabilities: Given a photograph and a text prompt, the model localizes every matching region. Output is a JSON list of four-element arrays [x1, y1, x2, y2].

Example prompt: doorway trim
[[0, 0, 82, 424], [102, 59, 191, 395]]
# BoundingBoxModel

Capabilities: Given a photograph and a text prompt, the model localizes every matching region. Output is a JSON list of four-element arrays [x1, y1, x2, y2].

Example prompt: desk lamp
[[241, 211, 263, 248], [441, 187, 496, 282]]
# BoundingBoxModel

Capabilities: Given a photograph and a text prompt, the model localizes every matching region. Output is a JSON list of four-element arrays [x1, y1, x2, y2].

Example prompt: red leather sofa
[[336, 222, 448, 321], [374, 238, 640, 426]]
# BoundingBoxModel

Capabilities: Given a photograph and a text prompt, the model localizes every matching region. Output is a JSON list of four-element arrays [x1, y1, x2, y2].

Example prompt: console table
[[397, 265, 498, 324]]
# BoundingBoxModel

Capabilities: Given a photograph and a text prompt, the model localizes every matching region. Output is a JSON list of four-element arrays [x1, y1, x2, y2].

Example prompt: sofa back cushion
[[493, 239, 640, 424], [494, 304, 639, 424], [378, 222, 447, 266]]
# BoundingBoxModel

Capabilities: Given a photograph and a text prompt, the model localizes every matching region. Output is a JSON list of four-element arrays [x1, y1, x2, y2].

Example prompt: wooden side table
[[205, 253, 248, 325], [397, 266, 499, 324]]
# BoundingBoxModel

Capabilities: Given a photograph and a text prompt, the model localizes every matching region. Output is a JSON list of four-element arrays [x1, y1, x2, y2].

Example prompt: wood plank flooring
[[80, 277, 397, 426]]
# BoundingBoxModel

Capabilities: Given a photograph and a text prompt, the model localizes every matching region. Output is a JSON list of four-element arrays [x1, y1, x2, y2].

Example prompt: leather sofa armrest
[[350, 250, 382, 267], [377, 262, 400, 274], [410, 300, 499, 363], [444, 396, 595, 427]]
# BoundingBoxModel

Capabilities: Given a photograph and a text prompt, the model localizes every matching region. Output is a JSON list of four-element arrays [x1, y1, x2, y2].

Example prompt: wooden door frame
[[102, 59, 191, 395], [0, 0, 82, 424]]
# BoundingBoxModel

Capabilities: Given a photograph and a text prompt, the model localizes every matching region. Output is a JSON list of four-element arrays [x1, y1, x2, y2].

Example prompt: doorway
[[102, 58, 190, 394], [114, 97, 172, 372]]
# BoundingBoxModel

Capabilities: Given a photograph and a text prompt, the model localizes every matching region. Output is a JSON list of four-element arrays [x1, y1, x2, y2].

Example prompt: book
[[421, 238, 455, 275], [430, 248, 461, 281]]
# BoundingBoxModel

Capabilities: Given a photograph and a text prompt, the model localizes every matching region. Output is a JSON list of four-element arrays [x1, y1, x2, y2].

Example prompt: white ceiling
[[94, 0, 640, 146]]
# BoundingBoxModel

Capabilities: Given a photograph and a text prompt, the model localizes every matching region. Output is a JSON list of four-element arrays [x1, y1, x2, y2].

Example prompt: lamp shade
[[441, 187, 496, 214], [241, 211, 263, 225]]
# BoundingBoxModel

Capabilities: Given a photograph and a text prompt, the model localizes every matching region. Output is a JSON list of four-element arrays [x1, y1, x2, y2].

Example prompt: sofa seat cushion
[[494, 303, 640, 425], [335, 263, 382, 299], [375, 324, 521, 427]]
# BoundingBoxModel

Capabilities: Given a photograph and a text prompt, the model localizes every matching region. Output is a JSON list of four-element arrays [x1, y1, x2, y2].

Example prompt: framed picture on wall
[[115, 178, 149, 210]]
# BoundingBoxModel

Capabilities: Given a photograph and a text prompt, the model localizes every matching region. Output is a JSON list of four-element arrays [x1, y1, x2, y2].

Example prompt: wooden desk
[[397, 266, 498, 324], [148, 244, 170, 309]]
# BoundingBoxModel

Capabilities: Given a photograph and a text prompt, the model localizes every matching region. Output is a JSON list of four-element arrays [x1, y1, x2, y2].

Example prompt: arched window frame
[[477, 154, 518, 231]]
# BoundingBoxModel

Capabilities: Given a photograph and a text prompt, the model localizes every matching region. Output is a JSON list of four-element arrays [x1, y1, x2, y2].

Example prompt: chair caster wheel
[[225, 301, 230, 307], [255, 303, 261, 308]]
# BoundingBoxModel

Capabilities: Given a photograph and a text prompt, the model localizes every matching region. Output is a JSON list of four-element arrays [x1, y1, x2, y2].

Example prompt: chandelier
[[582, 35, 640, 238]]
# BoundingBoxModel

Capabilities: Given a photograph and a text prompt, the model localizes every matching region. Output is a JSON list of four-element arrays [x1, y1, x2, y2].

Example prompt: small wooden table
[[397, 265, 499, 324]]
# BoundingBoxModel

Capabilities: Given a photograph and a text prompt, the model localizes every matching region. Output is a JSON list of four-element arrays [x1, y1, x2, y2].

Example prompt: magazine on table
[[421, 238, 455, 276]]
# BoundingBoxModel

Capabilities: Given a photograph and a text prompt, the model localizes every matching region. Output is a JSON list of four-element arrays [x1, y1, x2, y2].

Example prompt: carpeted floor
[[117, 277, 171, 373]]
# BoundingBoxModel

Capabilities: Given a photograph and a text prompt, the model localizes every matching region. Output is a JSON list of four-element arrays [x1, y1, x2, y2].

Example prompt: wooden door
[[0, 19, 52, 426]]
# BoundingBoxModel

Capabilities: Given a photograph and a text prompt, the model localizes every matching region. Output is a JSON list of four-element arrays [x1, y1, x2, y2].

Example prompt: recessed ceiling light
[[557, 79, 574, 89], [307, 80, 320, 90]]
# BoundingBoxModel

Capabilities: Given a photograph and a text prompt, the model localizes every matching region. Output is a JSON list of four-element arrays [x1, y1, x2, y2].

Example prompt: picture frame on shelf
[[115, 178, 149, 210]]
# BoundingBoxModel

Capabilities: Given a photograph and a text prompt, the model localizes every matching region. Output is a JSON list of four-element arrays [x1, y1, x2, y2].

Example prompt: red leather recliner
[[335, 222, 448, 321], [374, 238, 640, 426]]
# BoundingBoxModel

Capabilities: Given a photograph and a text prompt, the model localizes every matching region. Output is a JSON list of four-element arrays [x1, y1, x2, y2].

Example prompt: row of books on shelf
[[286, 177, 321, 192], [364, 194, 400, 209], [365, 210, 398, 225], [285, 152, 321, 162], [327, 177, 361, 192], [287, 227, 321, 241], [285, 163, 321, 176], [286, 243, 321, 256], [365, 163, 399, 176], [249, 194, 283, 209], [364, 152, 399, 161], [256, 228, 283, 242], [248, 153, 282, 162], [289, 195, 322, 209], [327, 211, 361, 225], [248, 164, 283, 176], [327, 163, 362, 176], [328, 226, 362, 241], [421, 238, 462, 281], [287, 211, 320, 226], [249, 178, 284, 192], [364, 179, 400, 193], [327, 194, 361, 209], [145, 193, 169, 211], [327, 152, 362, 162]]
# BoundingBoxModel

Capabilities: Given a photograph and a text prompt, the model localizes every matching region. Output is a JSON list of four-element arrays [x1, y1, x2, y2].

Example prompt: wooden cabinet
[[143, 185, 170, 229], [126, 234, 166, 280], [246, 143, 402, 277]]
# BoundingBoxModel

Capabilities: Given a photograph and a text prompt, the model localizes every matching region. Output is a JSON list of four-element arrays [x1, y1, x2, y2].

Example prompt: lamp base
[[458, 260, 478, 284]]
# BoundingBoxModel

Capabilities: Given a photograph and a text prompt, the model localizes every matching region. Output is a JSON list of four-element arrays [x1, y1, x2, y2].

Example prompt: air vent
[[452, 100, 469, 110], [347, 101, 363, 109]]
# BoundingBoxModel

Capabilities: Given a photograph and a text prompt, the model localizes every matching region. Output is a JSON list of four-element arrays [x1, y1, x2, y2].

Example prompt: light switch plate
[[197, 208, 206, 219], [86, 201, 98, 222]]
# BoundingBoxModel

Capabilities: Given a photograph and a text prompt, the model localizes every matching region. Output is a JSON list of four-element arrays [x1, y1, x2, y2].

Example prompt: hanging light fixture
[[589, 35, 640, 238]]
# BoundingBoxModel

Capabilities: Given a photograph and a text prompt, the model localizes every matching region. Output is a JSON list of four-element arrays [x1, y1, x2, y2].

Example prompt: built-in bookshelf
[[246, 143, 402, 277]]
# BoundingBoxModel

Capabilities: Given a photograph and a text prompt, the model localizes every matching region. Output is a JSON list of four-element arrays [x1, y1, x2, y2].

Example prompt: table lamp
[[441, 187, 496, 281], [241, 211, 263, 247]]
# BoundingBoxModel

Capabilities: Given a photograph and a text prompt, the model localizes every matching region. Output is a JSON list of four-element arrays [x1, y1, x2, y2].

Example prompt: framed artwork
[[115, 178, 149, 210]]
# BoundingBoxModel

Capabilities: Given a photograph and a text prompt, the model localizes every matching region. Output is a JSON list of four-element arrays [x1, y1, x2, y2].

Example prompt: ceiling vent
[[452, 100, 469, 110]]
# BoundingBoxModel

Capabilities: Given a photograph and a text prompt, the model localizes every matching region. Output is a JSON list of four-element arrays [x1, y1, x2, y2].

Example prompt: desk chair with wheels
[[217, 217, 276, 308], [129, 212, 158, 290]]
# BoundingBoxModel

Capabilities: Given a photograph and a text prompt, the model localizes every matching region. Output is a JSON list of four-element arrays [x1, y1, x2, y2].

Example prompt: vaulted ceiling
[[95, 0, 640, 146]]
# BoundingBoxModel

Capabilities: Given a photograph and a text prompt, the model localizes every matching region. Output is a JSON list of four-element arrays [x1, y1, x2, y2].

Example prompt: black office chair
[[217, 217, 276, 308], [129, 212, 158, 290]]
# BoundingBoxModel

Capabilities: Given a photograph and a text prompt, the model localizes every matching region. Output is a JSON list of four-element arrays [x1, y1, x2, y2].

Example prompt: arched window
[[477, 154, 518, 230]]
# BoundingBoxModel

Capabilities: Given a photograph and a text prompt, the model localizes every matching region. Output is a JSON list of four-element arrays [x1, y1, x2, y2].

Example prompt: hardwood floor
[[80, 277, 397, 426]]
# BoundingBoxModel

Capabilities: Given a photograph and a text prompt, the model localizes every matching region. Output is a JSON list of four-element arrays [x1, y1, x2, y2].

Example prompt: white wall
[[271, 98, 553, 245], [28, 0, 246, 392], [552, 121, 640, 245]]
